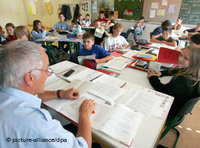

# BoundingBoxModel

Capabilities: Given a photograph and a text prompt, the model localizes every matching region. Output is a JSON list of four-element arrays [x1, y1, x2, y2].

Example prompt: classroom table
[[37, 33, 82, 64], [43, 58, 174, 148]]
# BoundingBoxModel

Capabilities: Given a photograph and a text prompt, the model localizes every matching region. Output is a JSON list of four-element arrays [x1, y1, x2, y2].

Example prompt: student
[[184, 23, 200, 33], [189, 33, 200, 48], [150, 27, 177, 47], [14, 25, 32, 41], [52, 12, 70, 32], [52, 12, 70, 52], [77, 14, 84, 26], [106, 11, 115, 34], [32, 20, 48, 44], [126, 16, 145, 41], [98, 11, 108, 26], [80, 32, 113, 63], [172, 17, 183, 31], [70, 19, 82, 34], [147, 46, 200, 120], [82, 13, 91, 27], [151, 20, 171, 39], [5, 23, 17, 42], [104, 23, 129, 52], [90, 19, 109, 46], [0, 25, 6, 45]]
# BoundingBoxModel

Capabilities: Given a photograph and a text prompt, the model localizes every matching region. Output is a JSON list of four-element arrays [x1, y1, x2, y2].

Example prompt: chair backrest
[[177, 97, 200, 118]]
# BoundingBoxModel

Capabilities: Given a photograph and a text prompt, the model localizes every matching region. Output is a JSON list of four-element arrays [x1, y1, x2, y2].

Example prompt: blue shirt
[[52, 22, 69, 30], [32, 30, 47, 41], [80, 44, 111, 59], [0, 87, 88, 148], [152, 26, 162, 36]]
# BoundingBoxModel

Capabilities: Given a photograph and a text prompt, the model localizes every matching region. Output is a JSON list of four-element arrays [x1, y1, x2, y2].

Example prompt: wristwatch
[[56, 89, 63, 98]]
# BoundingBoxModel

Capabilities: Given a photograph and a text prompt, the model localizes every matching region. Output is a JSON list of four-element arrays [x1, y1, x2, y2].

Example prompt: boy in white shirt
[[104, 23, 129, 52]]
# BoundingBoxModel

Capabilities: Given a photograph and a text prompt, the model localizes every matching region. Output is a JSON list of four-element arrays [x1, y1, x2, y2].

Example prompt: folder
[[157, 47, 181, 65]]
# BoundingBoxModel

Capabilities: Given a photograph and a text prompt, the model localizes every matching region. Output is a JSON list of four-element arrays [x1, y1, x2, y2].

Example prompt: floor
[[159, 100, 200, 148]]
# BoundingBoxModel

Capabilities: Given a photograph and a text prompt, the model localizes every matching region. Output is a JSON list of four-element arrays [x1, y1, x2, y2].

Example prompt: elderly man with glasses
[[0, 40, 95, 148]]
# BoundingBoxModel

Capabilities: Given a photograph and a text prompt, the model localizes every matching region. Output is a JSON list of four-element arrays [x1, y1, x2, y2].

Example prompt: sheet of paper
[[94, 28, 104, 38], [50, 61, 77, 74], [100, 104, 143, 145], [78, 55, 95, 65], [157, 9, 165, 16], [88, 80, 125, 105], [168, 4, 175, 14], [150, 10, 156, 18], [93, 74, 126, 88], [103, 57, 132, 71], [122, 50, 138, 59], [151, 3, 159, 9], [125, 88, 172, 118], [162, 0, 167, 6]]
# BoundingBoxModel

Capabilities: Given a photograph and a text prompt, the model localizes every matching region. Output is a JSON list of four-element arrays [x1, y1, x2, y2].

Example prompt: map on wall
[[114, 0, 143, 20]]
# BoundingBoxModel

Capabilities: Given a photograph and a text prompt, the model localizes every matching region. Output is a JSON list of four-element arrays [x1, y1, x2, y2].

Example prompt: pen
[[101, 66, 109, 68], [90, 75, 102, 82], [120, 82, 127, 88]]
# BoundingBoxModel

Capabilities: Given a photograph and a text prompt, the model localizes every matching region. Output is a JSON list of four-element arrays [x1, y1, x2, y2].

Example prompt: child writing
[[79, 32, 113, 63], [147, 46, 200, 120], [104, 22, 129, 52], [150, 27, 177, 47], [5, 23, 17, 42]]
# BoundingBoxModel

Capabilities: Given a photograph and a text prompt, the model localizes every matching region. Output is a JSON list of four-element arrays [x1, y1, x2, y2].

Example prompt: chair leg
[[172, 127, 181, 148]]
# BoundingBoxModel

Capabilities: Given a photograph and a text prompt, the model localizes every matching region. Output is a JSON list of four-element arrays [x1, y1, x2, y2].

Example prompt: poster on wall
[[45, 2, 53, 15], [157, 9, 165, 16], [168, 4, 175, 14], [162, 0, 168, 6], [150, 10, 156, 18], [81, 2, 89, 12], [151, 3, 159, 9], [28, 0, 37, 15], [92, 1, 97, 13]]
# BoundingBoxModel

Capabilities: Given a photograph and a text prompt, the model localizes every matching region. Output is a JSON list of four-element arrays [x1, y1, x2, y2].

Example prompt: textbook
[[78, 55, 96, 65], [132, 52, 157, 62]]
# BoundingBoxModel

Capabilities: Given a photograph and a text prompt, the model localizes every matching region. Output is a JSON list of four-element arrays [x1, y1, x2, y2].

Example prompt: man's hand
[[79, 99, 96, 117], [60, 88, 80, 100]]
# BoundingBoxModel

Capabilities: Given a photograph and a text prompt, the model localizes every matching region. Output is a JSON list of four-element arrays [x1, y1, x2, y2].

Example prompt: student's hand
[[42, 25, 46, 30], [79, 99, 96, 116], [60, 88, 80, 100], [57, 28, 63, 32], [147, 69, 161, 78], [95, 59, 100, 63]]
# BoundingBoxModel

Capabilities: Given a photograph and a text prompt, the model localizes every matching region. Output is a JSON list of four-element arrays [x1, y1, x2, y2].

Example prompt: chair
[[160, 97, 200, 148]]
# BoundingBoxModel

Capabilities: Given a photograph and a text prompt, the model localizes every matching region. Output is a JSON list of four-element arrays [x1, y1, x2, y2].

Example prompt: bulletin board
[[179, 0, 200, 25], [114, 0, 143, 20], [142, 0, 182, 23]]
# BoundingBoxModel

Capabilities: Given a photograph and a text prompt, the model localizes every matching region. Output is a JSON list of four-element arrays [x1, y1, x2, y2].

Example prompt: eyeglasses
[[32, 67, 53, 77]]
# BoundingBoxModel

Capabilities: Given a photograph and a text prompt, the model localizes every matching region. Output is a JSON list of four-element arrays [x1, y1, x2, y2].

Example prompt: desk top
[[44, 59, 173, 148]]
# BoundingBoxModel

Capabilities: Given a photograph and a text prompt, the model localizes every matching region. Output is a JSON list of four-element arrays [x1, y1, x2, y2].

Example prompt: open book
[[78, 54, 95, 65]]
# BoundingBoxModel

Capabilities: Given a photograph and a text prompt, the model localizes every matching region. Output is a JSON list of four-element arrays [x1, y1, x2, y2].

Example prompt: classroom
[[0, 0, 200, 148]]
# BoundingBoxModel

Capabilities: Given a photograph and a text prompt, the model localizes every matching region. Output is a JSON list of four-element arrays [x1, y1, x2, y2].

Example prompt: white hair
[[0, 40, 43, 88]]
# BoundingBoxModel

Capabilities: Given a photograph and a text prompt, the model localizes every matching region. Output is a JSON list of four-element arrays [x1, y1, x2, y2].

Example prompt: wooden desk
[[44, 60, 173, 148]]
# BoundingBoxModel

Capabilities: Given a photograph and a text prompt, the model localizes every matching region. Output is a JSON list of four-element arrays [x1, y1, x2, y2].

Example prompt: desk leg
[[46, 42, 54, 65], [68, 42, 72, 57]]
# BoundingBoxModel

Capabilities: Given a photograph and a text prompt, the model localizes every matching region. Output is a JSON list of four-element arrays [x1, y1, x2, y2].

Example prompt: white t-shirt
[[104, 36, 129, 52]]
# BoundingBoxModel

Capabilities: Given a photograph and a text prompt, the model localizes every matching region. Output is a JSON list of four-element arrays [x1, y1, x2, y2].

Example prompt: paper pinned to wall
[[168, 4, 175, 14], [151, 3, 159, 9], [92, 1, 97, 13], [157, 9, 165, 16], [150, 10, 156, 18], [162, 0, 168, 6]]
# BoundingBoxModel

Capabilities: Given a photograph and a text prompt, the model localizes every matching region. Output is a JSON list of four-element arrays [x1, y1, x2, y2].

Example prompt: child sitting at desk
[[172, 17, 183, 31], [189, 34, 200, 48], [79, 32, 113, 63], [90, 19, 109, 46], [82, 13, 91, 27], [5, 23, 17, 43], [151, 20, 171, 39], [14, 26, 32, 41], [150, 27, 177, 47], [147, 46, 200, 120], [104, 22, 129, 52], [98, 11, 108, 26], [32, 20, 49, 45], [70, 19, 82, 34], [184, 23, 200, 34]]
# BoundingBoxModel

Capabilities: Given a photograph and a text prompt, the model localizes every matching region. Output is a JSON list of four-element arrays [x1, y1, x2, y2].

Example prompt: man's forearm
[[38, 91, 57, 102]]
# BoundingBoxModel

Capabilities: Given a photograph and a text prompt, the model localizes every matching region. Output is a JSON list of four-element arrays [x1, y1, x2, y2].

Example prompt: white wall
[[0, 0, 27, 27]]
